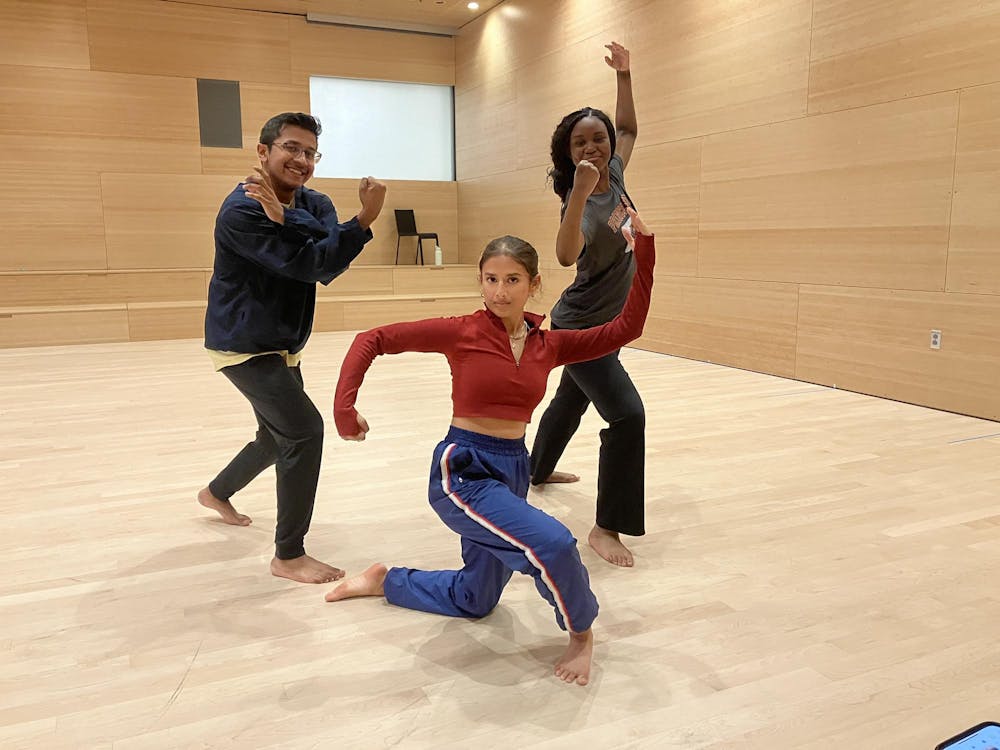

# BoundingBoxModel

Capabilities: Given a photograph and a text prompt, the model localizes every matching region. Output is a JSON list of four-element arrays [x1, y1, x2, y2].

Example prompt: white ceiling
[[185, 0, 502, 33]]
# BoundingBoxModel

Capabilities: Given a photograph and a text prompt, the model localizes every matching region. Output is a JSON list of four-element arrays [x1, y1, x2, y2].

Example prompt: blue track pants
[[383, 426, 599, 633]]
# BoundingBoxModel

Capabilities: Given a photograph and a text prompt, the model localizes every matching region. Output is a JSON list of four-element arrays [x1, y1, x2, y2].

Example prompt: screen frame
[[936, 721, 1000, 750]]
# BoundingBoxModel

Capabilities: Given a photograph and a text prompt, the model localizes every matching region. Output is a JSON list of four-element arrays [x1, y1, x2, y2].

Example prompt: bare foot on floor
[[197, 487, 251, 526], [588, 525, 634, 567], [270, 555, 345, 584], [555, 629, 593, 686], [325, 563, 388, 602], [535, 471, 580, 484]]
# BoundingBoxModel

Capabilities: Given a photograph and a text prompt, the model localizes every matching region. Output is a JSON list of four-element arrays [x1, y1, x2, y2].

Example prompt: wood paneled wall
[[0, 0, 457, 280], [455, 0, 1000, 421], [6, 0, 999, 421]]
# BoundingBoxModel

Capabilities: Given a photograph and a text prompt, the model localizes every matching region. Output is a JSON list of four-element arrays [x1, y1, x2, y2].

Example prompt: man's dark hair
[[259, 112, 322, 145]]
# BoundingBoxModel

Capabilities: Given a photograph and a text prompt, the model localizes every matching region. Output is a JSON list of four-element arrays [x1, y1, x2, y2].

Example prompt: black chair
[[394, 209, 438, 265]]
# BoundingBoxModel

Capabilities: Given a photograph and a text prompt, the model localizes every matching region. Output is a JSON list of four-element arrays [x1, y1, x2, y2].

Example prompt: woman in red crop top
[[326, 208, 654, 686]]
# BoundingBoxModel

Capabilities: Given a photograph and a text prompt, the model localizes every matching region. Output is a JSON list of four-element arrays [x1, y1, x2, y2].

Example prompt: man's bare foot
[[536, 471, 580, 484], [270, 555, 345, 584], [324, 563, 388, 602], [197, 487, 251, 526], [554, 629, 593, 686], [588, 525, 634, 567]]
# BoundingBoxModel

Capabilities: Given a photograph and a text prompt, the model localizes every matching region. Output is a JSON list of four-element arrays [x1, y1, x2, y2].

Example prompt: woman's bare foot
[[324, 563, 388, 602], [197, 487, 251, 526], [537, 471, 580, 484], [270, 555, 345, 584], [554, 629, 593, 686], [588, 525, 634, 567]]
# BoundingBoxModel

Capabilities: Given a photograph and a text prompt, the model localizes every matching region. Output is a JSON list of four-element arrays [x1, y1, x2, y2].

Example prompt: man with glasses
[[201, 112, 386, 584]]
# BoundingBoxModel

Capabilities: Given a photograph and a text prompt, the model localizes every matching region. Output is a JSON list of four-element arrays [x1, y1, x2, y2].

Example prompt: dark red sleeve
[[334, 317, 463, 436], [548, 232, 655, 366]]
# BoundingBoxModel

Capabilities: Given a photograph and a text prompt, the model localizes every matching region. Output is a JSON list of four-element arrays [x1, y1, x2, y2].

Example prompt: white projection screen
[[309, 76, 455, 181]]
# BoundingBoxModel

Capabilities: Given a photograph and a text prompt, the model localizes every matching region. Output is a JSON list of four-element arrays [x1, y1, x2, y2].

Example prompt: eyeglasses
[[271, 141, 323, 162]]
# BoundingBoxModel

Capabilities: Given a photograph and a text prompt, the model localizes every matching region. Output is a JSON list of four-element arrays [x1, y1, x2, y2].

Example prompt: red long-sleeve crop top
[[333, 233, 655, 437]]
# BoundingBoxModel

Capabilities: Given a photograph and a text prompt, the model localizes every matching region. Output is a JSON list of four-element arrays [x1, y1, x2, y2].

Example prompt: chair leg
[[395, 237, 401, 265], [417, 239, 424, 265]]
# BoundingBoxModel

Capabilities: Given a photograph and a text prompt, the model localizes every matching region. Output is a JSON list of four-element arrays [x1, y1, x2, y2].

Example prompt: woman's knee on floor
[[456, 588, 503, 619], [449, 573, 503, 620]]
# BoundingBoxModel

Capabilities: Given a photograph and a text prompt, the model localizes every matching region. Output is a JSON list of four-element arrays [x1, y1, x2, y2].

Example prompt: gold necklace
[[508, 321, 528, 341]]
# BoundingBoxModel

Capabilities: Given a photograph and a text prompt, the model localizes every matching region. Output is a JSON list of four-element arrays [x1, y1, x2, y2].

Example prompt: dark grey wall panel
[[196, 79, 242, 148]]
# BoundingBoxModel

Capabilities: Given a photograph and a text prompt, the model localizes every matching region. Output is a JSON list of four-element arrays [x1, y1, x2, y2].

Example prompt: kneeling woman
[[328, 207, 655, 686]]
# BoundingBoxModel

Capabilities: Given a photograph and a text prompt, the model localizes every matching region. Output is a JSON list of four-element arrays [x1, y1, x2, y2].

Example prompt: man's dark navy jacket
[[204, 185, 372, 355]]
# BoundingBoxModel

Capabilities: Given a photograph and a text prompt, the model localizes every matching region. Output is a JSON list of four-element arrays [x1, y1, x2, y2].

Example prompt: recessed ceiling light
[[467, 2, 479, 9]]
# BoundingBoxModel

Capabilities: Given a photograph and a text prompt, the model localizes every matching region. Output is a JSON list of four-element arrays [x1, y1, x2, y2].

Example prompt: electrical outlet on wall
[[930, 329, 942, 350]]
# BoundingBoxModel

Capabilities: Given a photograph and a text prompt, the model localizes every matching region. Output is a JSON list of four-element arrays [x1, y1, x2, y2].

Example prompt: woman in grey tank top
[[529, 42, 645, 568]]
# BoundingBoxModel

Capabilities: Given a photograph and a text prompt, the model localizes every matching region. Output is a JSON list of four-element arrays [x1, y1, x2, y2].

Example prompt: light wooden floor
[[2, 332, 999, 749]]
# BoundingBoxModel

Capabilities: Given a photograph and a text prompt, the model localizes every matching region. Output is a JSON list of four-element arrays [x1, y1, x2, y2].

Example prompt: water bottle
[[434, 245, 443, 266]]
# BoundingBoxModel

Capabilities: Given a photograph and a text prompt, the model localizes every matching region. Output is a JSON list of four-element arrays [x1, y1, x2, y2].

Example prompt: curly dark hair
[[259, 112, 322, 146], [547, 107, 617, 202]]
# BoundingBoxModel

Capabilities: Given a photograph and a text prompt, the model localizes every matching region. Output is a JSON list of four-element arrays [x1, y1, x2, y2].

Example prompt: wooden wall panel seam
[[95, 168, 110, 271], [943, 89, 964, 293]]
